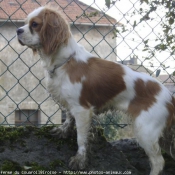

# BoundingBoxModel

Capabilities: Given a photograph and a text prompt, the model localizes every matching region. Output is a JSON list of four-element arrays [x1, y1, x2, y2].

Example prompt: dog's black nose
[[16, 28, 24, 35]]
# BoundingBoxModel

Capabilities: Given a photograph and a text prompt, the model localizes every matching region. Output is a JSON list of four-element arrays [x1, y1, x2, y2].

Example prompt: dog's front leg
[[69, 107, 92, 170], [50, 111, 75, 138]]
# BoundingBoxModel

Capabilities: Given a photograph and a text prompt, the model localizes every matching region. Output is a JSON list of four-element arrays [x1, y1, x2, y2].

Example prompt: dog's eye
[[31, 22, 38, 28]]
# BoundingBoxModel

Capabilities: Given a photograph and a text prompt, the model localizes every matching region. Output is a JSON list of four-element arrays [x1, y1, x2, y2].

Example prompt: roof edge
[[0, 19, 119, 27]]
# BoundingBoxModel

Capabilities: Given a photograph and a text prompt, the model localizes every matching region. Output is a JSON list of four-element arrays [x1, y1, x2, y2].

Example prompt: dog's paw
[[69, 153, 87, 170], [50, 126, 68, 138]]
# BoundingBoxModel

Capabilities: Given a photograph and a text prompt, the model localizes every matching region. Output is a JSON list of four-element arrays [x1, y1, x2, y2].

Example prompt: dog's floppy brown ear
[[40, 9, 70, 55]]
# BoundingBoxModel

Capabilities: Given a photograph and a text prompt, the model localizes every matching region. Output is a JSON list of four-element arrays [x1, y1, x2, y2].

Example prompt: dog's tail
[[167, 96, 175, 128], [172, 96, 175, 125]]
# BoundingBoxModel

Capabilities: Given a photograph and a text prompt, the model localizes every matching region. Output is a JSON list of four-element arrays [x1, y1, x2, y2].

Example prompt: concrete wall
[[72, 24, 117, 61], [0, 22, 117, 126]]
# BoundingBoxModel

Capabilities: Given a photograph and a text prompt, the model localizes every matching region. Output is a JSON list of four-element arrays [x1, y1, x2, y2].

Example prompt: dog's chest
[[45, 68, 82, 108], [46, 69, 68, 106]]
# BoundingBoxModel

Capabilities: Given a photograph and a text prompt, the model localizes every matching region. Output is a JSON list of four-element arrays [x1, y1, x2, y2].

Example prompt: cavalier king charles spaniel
[[17, 5, 175, 175]]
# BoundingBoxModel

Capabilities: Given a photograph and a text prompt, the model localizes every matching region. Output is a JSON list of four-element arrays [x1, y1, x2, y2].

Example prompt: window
[[15, 110, 39, 126]]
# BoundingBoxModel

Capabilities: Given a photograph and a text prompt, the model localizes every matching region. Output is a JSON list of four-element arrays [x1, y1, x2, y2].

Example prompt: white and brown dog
[[17, 6, 175, 175]]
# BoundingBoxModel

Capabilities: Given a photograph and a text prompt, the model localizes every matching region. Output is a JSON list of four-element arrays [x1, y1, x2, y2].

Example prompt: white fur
[[17, 8, 44, 47], [18, 23, 40, 47], [27, 7, 44, 21], [17, 6, 174, 174]]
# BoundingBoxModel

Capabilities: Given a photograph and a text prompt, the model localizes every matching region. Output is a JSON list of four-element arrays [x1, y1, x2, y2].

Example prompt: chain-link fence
[[0, 0, 175, 129]]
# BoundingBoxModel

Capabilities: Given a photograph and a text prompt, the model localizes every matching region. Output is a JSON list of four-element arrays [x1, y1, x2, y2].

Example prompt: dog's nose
[[16, 28, 24, 35]]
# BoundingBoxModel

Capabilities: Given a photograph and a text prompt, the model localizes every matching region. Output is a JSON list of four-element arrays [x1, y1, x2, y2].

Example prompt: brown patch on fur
[[64, 57, 126, 109], [29, 15, 43, 55], [166, 96, 175, 128], [64, 58, 86, 83], [29, 16, 43, 33], [128, 79, 161, 117], [29, 6, 70, 55]]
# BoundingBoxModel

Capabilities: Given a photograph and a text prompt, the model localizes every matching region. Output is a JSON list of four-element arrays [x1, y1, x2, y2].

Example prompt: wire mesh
[[0, 0, 175, 128]]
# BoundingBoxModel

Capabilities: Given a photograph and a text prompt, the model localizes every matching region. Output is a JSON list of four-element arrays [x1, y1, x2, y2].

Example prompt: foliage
[[1, 160, 22, 172], [0, 126, 27, 143], [96, 111, 123, 141], [105, 0, 175, 77], [139, 1, 175, 54]]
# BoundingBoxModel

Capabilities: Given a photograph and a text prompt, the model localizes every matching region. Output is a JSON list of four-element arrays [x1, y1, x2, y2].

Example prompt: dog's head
[[16, 6, 70, 55]]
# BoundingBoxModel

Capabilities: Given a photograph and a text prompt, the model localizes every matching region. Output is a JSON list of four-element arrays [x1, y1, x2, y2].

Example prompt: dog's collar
[[48, 52, 75, 78]]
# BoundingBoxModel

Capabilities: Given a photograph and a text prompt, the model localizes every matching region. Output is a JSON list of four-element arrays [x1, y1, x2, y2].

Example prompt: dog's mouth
[[18, 39, 25, 46], [17, 37, 41, 50]]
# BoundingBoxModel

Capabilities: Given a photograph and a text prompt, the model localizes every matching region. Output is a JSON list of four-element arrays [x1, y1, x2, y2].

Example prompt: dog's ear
[[40, 9, 70, 55]]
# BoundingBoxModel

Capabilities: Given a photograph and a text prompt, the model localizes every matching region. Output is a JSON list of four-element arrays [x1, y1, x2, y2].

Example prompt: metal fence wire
[[0, 0, 175, 127]]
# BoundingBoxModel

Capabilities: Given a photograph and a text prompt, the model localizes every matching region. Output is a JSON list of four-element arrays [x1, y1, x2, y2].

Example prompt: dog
[[16, 5, 175, 175]]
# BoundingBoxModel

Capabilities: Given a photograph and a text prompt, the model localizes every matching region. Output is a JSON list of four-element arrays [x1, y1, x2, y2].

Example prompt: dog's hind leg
[[134, 117, 165, 175], [69, 106, 92, 170], [139, 139, 164, 175], [50, 111, 75, 138]]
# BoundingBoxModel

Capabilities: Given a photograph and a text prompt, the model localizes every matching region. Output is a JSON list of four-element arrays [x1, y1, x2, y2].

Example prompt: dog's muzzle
[[16, 28, 25, 46]]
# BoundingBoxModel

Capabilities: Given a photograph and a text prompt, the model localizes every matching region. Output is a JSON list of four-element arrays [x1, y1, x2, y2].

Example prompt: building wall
[[0, 22, 117, 126], [72, 24, 116, 61]]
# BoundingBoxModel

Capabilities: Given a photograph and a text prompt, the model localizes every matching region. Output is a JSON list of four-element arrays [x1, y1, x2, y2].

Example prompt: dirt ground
[[0, 126, 174, 175]]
